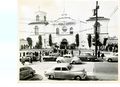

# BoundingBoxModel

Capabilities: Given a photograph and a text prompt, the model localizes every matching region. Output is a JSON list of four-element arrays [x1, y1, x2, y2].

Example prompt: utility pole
[[93, 1, 99, 58]]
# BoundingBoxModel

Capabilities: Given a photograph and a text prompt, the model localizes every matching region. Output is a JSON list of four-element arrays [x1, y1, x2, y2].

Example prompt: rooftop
[[29, 21, 49, 25], [86, 16, 110, 21]]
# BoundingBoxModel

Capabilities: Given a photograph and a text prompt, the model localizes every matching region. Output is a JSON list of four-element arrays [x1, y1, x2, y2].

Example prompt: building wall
[[86, 20, 109, 34], [20, 39, 28, 46], [20, 10, 111, 50]]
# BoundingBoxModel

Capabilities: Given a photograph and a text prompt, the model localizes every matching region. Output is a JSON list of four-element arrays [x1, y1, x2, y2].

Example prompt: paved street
[[94, 62, 118, 80], [19, 61, 118, 81]]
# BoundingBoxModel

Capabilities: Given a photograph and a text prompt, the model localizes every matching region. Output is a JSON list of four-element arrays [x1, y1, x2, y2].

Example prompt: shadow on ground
[[48, 76, 99, 81], [20, 74, 43, 81]]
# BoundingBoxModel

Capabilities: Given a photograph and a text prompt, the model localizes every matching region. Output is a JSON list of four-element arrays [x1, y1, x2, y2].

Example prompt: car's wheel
[[31, 72, 34, 76], [87, 58, 90, 61], [57, 61, 61, 63], [49, 75, 54, 79], [20, 59, 21, 62], [108, 58, 112, 62], [72, 61, 76, 64], [75, 76, 81, 80], [43, 59, 46, 61]]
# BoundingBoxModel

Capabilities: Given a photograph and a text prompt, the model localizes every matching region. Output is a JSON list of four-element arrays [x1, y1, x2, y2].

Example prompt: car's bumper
[[81, 73, 87, 79], [44, 73, 49, 77]]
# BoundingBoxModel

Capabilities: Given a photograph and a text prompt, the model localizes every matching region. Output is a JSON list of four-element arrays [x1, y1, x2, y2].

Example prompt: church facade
[[27, 10, 88, 49], [20, 10, 110, 50]]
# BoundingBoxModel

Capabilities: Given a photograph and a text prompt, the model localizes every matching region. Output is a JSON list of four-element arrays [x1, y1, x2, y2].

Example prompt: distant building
[[107, 36, 118, 44], [28, 10, 49, 48], [86, 16, 110, 49], [26, 10, 87, 49], [19, 39, 28, 49], [51, 13, 86, 49], [20, 9, 112, 50]]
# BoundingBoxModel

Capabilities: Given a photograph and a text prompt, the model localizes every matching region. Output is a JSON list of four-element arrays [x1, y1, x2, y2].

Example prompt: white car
[[104, 53, 118, 62], [71, 56, 82, 64], [56, 54, 82, 64], [44, 64, 87, 80]]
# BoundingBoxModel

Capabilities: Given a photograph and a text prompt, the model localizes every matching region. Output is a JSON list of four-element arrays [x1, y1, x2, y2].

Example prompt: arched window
[[56, 28, 59, 34], [44, 16, 46, 21], [62, 26, 67, 32], [34, 26, 39, 35], [36, 15, 39, 21], [23, 52, 25, 56], [70, 27, 73, 34]]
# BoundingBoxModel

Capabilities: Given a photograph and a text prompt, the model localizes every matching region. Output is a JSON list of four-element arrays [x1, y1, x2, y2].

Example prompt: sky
[[19, 0, 119, 38]]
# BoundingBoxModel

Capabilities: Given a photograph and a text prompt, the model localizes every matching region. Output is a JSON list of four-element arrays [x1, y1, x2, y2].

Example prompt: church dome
[[53, 13, 76, 25]]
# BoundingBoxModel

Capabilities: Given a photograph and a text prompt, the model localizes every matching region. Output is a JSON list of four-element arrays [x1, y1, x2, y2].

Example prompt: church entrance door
[[60, 39, 68, 49]]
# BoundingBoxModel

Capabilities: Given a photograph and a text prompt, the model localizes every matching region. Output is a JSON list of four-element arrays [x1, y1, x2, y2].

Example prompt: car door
[[114, 55, 118, 61], [115, 54, 118, 61], [61, 67, 72, 79], [54, 67, 62, 78], [112, 54, 118, 61]]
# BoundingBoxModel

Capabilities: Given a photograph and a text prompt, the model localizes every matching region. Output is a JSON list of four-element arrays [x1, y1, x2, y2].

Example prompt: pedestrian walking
[[101, 53, 104, 59], [92, 50, 94, 56], [79, 50, 81, 55], [30, 57, 32, 63], [39, 51, 41, 62], [98, 51, 100, 57]]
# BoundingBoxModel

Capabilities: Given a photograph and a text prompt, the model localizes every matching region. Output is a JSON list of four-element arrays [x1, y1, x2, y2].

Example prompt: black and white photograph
[[18, 0, 119, 81]]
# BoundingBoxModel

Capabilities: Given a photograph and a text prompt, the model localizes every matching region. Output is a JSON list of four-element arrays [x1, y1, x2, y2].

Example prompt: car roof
[[73, 56, 79, 58], [63, 54, 72, 56], [51, 63, 72, 68], [20, 67, 32, 69]]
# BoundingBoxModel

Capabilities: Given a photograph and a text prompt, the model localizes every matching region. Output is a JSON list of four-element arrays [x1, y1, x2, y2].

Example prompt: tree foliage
[[26, 37, 32, 49], [35, 35, 42, 49], [49, 34, 52, 46], [87, 34, 92, 48], [75, 34, 79, 47], [103, 38, 108, 46], [38, 35, 42, 48]]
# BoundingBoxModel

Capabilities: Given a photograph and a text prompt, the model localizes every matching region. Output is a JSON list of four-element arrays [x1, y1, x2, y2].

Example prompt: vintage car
[[20, 56, 32, 65], [104, 53, 118, 62], [20, 67, 36, 80], [79, 53, 97, 61], [71, 56, 82, 64], [44, 64, 87, 80], [56, 54, 82, 64], [42, 55, 57, 61]]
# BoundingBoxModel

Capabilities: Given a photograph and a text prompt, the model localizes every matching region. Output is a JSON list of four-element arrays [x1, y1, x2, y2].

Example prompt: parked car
[[20, 67, 36, 80], [104, 53, 118, 62], [44, 64, 87, 80], [42, 55, 57, 61], [78, 53, 88, 61], [20, 56, 33, 65], [56, 54, 82, 64], [56, 54, 72, 63], [71, 56, 82, 64], [79, 53, 97, 61]]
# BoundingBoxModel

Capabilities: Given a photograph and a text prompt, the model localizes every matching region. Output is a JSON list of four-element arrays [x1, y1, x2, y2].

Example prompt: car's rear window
[[54, 67, 61, 71], [62, 67, 68, 71], [64, 56, 71, 58], [20, 67, 31, 71]]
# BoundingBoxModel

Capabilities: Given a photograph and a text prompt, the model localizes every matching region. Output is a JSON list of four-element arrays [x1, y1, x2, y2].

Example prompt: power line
[[109, 6, 118, 18]]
